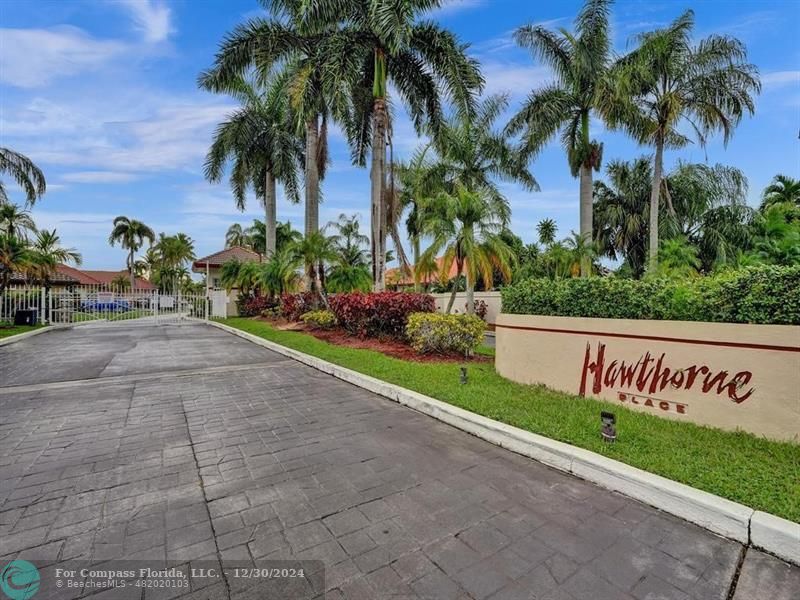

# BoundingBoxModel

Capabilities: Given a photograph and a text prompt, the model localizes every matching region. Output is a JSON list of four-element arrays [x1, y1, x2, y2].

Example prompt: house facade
[[192, 246, 262, 317]]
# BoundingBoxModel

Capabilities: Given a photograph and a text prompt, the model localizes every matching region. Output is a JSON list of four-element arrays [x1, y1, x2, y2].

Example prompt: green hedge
[[501, 266, 800, 325]]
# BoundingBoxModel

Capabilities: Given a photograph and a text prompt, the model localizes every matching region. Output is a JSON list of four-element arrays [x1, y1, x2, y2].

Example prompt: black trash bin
[[14, 309, 38, 326]]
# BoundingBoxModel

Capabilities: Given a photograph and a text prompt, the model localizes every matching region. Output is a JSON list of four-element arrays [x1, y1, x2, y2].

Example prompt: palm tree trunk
[[446, 260, 463, 314], [648, 138, 664, 272], [579, 164, 593, 277], [264, 169, 276, 258], [129, 249, 135, 290], [412, 236, 420, 293], [371, 97, 387, 292], [465, 269, 475, 315], [305, 117, 320, 289]]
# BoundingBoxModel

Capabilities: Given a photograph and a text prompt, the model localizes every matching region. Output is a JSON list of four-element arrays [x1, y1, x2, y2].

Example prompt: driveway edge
[[0, 326, 52, 346], [206, 319, 797, 563]]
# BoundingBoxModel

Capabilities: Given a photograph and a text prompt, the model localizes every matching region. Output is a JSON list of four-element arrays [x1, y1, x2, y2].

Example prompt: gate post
[[40, 287, 46, 324]]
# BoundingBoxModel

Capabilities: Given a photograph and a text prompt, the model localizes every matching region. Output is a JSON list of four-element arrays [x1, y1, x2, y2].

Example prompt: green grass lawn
[[224, 317, 800, 522], [0, 323, 45, 339]]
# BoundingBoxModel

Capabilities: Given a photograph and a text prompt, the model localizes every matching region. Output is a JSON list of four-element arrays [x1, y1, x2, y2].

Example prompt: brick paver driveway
[[1, 324, 796, 599]]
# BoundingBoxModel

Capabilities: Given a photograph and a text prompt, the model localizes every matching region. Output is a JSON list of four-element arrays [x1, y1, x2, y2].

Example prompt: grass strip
[[0, 324, 45, 339]]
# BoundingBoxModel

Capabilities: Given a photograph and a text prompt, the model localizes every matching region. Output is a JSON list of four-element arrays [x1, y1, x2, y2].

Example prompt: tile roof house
[[385, 256, 462, 290], [8, 265, 156, 290], [192, 246, 262, 291]]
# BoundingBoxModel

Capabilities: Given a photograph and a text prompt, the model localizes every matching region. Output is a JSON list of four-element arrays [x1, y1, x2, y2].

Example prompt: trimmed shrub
[[501, 265, 800, 325], [300, 309, 337, 329], [328, 292, 435, 338], [406, 312, 486, 355], [237, 295, 276, 317], [280, 292, 320, 321], [260, 307, 280, 319]]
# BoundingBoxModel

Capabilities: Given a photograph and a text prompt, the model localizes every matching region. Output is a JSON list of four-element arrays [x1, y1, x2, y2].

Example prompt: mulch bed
[[255, 316, 489, 363]]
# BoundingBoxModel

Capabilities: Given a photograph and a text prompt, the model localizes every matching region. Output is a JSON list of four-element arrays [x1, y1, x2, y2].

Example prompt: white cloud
[[118, 0, 173, 43], [428, 0, 487, 17], [0, 26, 125, 88], [480, 61, 551, 98], [61, 171, 138, 184], [761, 71, 800, 88]]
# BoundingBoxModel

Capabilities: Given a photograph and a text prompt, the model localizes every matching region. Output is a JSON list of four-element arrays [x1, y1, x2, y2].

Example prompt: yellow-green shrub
[[406, 312, 485, 355], [300, 309, 337, 329]]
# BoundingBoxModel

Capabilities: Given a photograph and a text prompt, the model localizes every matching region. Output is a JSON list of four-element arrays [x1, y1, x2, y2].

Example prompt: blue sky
[[1, 0, 798, 271]]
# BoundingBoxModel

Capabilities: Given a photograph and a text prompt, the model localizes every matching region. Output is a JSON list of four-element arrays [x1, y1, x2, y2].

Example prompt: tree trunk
[[465, 269, 475, 315], [129, 249, 135, 290], [305, 117, 320, 289], [648, 138, 664, 273], [579, 164, 593, 278], [264, 169, 277, 258], [412, 236, 420, 293], [371, 98, 387, 292], [445, 260, 463, 314]]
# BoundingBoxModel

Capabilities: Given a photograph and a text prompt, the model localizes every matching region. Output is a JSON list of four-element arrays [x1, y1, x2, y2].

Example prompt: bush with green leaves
[[502, 265, 800, 325], [406, 312, 486, 355], [300, 310, 337, 329]]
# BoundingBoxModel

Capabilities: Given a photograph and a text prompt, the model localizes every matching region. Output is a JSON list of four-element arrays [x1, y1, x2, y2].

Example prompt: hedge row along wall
[[501, 266, 800, 325]]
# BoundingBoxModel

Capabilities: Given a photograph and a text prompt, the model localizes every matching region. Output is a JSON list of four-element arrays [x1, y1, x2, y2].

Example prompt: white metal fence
[[1, 285, 210, 326]]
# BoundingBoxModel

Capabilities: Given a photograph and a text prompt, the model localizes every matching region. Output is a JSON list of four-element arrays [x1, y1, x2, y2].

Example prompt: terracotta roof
[[192, 246, 262, 271], [81, 270, 156, 290], [385, 257, 461, 286], [8, 265, 156, 289]]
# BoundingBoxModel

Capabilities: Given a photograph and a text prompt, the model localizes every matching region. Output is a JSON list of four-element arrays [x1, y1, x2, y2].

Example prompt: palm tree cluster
[[0, 204, 82, 296], [199, 0, 761, 296], [133, 232, 198, 294]]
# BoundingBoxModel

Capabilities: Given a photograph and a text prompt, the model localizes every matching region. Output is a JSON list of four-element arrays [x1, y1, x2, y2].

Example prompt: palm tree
[[317, 0, 483, 290], [593, 158, 652, 278], [275, 221, 303, 254], [26, 229, 82, 289], [225, 223, 251, 248], [507, 0, 613, 277], [420, 186, 515, 315], [761, 175, 800, 210], [201, 75, 302, 257], [0, 147, 46, 205], [151, 233, 196, 293], [199, 3, 337, 249], [108, 217, 156, 289], [0, 234, 31, 296], [293, 231, 337, 303], [657, 236, 700, 278], [536, 218, 557, 247], [0, 204, 37, 241], [257, 249, 303, 297], [111, 274, 131, 292], [608, 9, 760, 271], [326, 213, 370, 265], [564, 230, 597, 277]]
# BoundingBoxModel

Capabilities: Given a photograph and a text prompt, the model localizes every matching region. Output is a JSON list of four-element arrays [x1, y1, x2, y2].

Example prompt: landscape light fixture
[[601, 411, 617, 442], [460, 366, 468, 385]]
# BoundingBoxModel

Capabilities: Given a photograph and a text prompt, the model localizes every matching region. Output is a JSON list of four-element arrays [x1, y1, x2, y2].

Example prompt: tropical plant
[[761, 174, 800, 210], [111, 274, 131, 292], [536, 218, 557, 247], [0, 204, 37, 241], [201, 75, 302, 257], [0, 147, 46, 205], [507, 0, 613, 276], [327, 262, 372, 293], [150, 233, 196, 292], [752, 205, 800, 266], [294, 231, 337, 302], [326, 213, 370, 266], [225, 223, 251, 248], [420, 186, 514, 315], [0, 234, 31, 296], [256, 248, 303, 297], [24, 229, 82, 289], [317, 0, 483, 290], [657, 236, 701, 278], [275, 221, 303, 253], [108, 217, 156, 289], [607, 9, 760, 271]]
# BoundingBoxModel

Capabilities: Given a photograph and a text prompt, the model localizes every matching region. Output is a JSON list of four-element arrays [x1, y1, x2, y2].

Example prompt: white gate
[[210, 289, 228, 319], [1, 285, 209, 327]]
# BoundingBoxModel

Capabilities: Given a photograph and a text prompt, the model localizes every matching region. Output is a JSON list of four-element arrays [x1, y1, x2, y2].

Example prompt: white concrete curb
[[750, 511, 800, 565], [0, 325, 52, 346], [207, 320, 797, 563]]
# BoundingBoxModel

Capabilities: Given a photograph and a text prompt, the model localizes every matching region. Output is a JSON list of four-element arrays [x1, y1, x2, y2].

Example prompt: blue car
[[81, 299, 131, 312]]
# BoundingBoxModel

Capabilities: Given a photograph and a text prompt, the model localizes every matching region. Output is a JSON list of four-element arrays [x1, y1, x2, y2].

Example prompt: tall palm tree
[[317, 0, 483, 290], [761, 174, 800, 210], [151, 233, 196, 293], [608, 9, 759, 271], [326, 213, 370, 266], [507, 0, 612, 277], [108, 217, 155, 289], [0, 147, 46, 205], [420, 186, 515, 315], [0, 204, 37, 241], [201, 75, 302, 257], [26, 229, 82, 289], [536, 218, 557, 247], [225, 223, 251, 248], [199, 2, 335, 247]]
